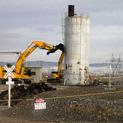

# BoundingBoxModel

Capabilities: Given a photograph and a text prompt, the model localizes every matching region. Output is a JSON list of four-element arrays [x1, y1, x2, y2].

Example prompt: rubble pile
[[0, 82, 56, 105]]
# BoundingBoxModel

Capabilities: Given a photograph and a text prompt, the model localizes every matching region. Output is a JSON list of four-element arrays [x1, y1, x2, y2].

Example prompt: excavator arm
[[58, 52, 64, 76], [49, 43, 64, 79], [15, 41, 64, 77]]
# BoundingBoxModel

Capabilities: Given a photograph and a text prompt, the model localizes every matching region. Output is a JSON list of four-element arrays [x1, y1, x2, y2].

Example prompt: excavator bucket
[[47, 43, 64, 55]]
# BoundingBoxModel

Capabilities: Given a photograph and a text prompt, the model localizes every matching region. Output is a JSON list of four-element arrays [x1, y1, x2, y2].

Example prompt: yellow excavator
[[0, 41, 64, 83], [49, 52, 64, 80]]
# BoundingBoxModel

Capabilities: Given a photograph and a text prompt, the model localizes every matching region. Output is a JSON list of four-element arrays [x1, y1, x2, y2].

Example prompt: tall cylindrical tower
[[64, 5, 90, 85]]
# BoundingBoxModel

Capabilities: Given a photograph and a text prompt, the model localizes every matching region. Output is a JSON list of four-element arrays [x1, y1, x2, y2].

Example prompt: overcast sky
[[0, 0, 123, 63]]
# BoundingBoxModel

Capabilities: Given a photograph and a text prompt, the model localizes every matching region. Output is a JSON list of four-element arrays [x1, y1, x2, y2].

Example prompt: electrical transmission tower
[[110, 54, 122, 76]]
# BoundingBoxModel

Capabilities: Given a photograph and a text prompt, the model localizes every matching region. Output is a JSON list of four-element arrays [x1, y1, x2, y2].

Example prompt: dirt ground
[[0, 83, 123, 123]]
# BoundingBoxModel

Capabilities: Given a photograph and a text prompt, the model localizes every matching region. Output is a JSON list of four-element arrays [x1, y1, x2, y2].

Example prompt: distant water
[[90, 66, 123, 74], [0, 61, 122, 74], [90, 66, 109, 74]]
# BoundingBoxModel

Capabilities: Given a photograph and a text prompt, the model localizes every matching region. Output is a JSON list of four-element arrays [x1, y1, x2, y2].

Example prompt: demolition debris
[[0, 82, 56, 105]]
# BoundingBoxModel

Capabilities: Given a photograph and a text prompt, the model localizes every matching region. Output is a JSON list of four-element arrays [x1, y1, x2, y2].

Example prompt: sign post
[[4, 65, 15, 108]]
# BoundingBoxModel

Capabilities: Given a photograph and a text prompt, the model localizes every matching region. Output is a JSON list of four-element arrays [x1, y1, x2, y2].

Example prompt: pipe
[[68, 5, 74, 17]]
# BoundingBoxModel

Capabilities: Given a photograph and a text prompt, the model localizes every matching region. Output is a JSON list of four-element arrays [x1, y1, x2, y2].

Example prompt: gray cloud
[[0, 0, 123, 62]]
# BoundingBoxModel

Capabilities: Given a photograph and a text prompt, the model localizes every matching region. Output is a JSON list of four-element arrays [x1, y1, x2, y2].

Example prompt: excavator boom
[[15, 41, 64, 81], [15, 41, 61, 75]]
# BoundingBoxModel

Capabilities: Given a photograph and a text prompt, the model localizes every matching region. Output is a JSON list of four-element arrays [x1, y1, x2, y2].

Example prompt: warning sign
[[34, 98, 46, 110]]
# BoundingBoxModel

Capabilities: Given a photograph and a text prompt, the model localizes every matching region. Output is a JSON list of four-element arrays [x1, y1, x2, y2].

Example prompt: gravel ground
[[0, 84, 123, 123]]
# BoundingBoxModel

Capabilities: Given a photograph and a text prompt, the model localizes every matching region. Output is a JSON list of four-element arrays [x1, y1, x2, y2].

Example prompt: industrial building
[[28, 67, 43, 83]]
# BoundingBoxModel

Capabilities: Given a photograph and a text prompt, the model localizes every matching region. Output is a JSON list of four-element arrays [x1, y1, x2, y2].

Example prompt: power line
[[0, 52, 21, 55]]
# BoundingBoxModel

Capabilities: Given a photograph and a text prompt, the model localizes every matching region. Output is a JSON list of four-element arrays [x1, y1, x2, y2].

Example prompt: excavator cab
[[51, 71, 59, 79], [24, 68, 31, 77], [47, 70, 64, 83]]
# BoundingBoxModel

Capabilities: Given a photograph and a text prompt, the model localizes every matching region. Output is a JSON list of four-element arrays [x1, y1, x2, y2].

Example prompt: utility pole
[[108, 64, 112, 88]]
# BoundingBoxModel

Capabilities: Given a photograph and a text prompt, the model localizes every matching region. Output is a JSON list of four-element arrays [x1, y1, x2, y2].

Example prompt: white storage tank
[[64, 5, 90, 85]]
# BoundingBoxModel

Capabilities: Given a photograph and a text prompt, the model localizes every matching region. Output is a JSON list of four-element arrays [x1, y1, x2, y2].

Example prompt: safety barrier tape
[[0, 90, 123, 102]]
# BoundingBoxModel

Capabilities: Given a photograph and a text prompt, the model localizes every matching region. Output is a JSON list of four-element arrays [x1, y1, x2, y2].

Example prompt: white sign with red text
[[34, 98, 46, 110]]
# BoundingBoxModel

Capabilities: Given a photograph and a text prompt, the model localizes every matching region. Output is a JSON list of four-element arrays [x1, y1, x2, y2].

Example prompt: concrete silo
[[64, 5, 90, 85]]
